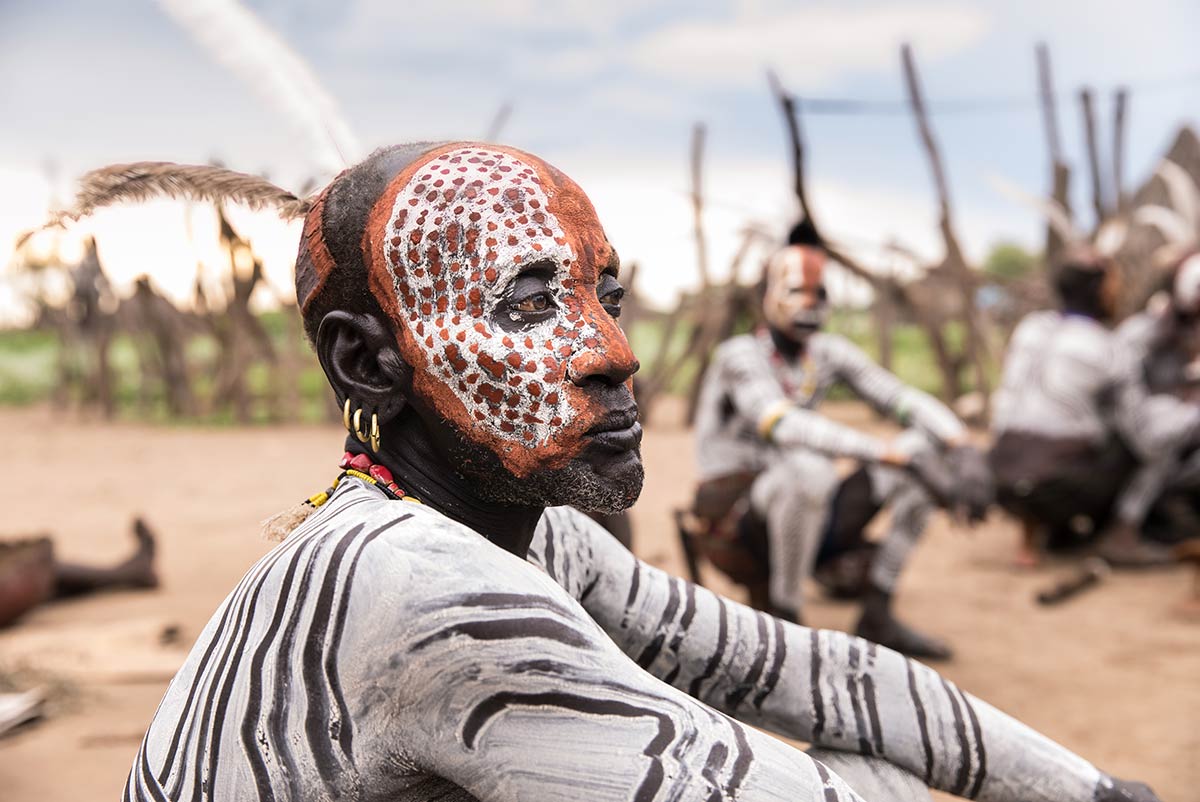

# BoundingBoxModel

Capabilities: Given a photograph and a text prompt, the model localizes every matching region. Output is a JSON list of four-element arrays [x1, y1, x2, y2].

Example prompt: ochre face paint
[[763, 245, 828, 337], [363, 144, 636, 478]]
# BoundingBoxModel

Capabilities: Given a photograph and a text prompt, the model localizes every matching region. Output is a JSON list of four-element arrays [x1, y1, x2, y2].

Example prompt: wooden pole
[[901, 43, 990, 404], [1112, 87, 1129, 213], [690, 122, 711, 289], [1079, 88, 1109, 225], [1036, 43, 1072, 262], [766, 69, 815, 224]]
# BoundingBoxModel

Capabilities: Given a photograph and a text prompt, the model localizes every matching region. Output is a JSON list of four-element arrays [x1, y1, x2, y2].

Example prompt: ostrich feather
[[1135, 205, 1196, 248], [987, 174, 1082, 245], [156, 0, 360, 175], [1093, 219, 1129, 257], [44, 162, 312, 231], [1155, 160, 1200, 236]]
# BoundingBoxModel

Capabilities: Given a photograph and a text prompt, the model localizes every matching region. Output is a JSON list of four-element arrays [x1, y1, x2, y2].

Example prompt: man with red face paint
[[693, 236, 986, 660], [54, 144, 1155, 802]]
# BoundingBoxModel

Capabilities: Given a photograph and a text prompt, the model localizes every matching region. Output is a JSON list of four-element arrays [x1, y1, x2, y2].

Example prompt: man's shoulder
[[808, 331, 863, 360], [714, 332, 763, 360]]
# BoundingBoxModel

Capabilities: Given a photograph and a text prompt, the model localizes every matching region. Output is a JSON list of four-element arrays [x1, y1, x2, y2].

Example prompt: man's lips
[[585, 407, 643, 451]]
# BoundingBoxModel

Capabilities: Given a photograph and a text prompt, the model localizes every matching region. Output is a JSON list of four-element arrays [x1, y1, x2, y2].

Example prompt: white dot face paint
[[380, 146, 606, 453]]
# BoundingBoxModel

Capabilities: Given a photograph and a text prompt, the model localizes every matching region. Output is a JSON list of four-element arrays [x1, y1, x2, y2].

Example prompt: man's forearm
[[762, 403, 888, 462], [580, 537, 1107, 802]]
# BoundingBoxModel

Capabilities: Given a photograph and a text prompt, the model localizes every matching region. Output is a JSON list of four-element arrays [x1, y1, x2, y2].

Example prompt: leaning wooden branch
[[901, 43, 991, 405], [767, 69, 815, 224]]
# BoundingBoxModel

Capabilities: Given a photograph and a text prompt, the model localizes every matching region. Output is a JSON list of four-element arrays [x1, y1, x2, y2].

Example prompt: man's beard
[[446, 431, 644, 514]]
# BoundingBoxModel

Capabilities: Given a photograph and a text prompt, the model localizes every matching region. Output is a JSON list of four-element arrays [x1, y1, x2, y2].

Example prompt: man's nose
[[567, 320, 639, 386]]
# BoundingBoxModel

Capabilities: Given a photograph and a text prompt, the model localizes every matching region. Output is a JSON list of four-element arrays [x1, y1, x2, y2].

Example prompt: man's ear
[[316, 310, 412, 423]]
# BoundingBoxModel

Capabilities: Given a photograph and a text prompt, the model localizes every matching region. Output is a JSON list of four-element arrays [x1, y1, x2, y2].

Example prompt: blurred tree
[[983, 242, 1038, 282]]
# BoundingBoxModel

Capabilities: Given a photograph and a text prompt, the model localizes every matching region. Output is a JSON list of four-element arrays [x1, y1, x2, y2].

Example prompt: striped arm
[[536, 507, 1108, 802], [712, 336, 888, 461], [354, 505, 869, 802], [815, 334, 965, 445]]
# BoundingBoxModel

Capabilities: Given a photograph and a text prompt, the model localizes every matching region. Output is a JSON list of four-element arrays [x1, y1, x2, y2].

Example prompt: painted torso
[[126, 478, 1106, 802], [993, 310, 1199, 458]]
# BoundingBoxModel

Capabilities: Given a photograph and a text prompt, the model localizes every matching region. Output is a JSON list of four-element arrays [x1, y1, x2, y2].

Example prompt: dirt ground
[[0, 402, 1196, 801]]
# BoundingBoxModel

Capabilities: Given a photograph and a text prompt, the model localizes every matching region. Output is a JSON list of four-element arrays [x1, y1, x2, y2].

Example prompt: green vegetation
[[0, 306, 990, 422], [983, 241, 1037, 282]]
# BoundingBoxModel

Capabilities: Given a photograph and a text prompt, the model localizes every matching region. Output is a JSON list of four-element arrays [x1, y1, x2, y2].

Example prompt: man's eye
[[512, 292, 553, 313], [599, 288, 624, 316]]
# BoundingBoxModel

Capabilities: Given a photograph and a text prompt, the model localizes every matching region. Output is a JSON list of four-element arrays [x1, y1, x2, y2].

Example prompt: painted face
[[363, 144, 639, 479], [763, 245, 828, 341]]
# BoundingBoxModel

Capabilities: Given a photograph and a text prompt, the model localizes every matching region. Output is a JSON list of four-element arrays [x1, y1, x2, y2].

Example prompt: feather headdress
[[20, 162, 312, 248], [987, 174, 1128, 258], [1133, 159, 1200, 266]]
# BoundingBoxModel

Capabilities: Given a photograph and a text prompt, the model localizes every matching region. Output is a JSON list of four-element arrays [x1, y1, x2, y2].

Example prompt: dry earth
[[0, 402, 1196, 800]]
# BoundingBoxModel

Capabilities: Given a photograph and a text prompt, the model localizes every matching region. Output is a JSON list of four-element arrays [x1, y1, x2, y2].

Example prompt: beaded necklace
[[261, 451, 420, 541]]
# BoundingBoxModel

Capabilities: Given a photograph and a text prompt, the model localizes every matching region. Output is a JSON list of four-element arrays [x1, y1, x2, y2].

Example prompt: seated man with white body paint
[[53, 145, 1155, 801], [1118, 252, 1200, 398], [992, 247, 1200, 566], [692, 233, 984, 661]]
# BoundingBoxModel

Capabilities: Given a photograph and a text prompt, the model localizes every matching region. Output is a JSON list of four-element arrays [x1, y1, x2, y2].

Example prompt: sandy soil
[[0, 402, 1196, 801]]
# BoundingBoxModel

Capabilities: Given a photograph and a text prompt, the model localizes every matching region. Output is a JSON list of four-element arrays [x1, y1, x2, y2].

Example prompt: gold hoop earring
[[369, 413, 381, 453], [352, 407, 369, 443], [342, 398, 353, 432]]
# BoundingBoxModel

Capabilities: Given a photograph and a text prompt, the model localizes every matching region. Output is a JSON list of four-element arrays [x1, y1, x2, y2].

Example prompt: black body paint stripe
[[411, 616, 592, 652], [460, 692, 675, 802], [845, 641, 872, 755], [813, 760, 841, 802], [725, 721, 755, 797], [662, 582, 698, 685], [239, 536, 314, 802], [861, 672, 885, 757], [906, 660, 935, 784], [959, 687, 988, 799], [301, 524, 367, 793], [810, 629, 826, 739], [324, 518, 407, 764], [940, 676, 973, 796], [636, 577, 681, 669], [689, 597, 729, 698], [754, 617, 787, 709], [725, 612, 770, 710]]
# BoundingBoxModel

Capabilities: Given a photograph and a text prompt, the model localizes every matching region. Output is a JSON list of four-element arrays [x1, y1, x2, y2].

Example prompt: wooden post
[[1112, 87, 1129, 213], [690, 123, 711, 289], [1079, 88, 1109, 225], [1036, 43, 1072, 262], [901, 43, 990, 406], [767, 69, 815, 224]]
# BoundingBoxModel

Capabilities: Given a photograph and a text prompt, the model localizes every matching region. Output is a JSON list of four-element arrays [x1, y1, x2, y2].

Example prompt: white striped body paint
[[994, 310, 1198, 457], [694, 329, 965, 479], [531, 506, 1110, 802], [126, 480, 1112, 802], [124, 480, 867, 802]]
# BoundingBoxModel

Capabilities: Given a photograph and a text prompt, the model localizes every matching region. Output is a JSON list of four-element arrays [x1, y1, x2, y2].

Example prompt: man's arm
[[715, 338, 891, 462], [537, 507, 1149, 802], [1110, 339, 1200, 461], [819, 335, 966, 445], [358, 519, 867, 802]]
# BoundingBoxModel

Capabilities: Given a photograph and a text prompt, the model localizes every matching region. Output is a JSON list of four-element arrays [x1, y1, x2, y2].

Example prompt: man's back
[[992, 310, 1119, 444]]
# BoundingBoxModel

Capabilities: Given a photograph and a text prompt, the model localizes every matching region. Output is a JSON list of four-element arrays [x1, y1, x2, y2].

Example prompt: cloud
[[628, 2, 992, 89]]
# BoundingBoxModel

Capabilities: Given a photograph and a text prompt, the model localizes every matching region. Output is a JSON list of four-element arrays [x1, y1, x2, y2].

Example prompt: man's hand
[[944, 444, 994, 522], [897, 444, 992, 522], [903, 448, 960, 508], [1095, 777, 1162, 802]]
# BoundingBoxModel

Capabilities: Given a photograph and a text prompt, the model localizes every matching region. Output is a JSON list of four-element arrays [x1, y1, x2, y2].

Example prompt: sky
[[2, 0, 1199, 323]]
